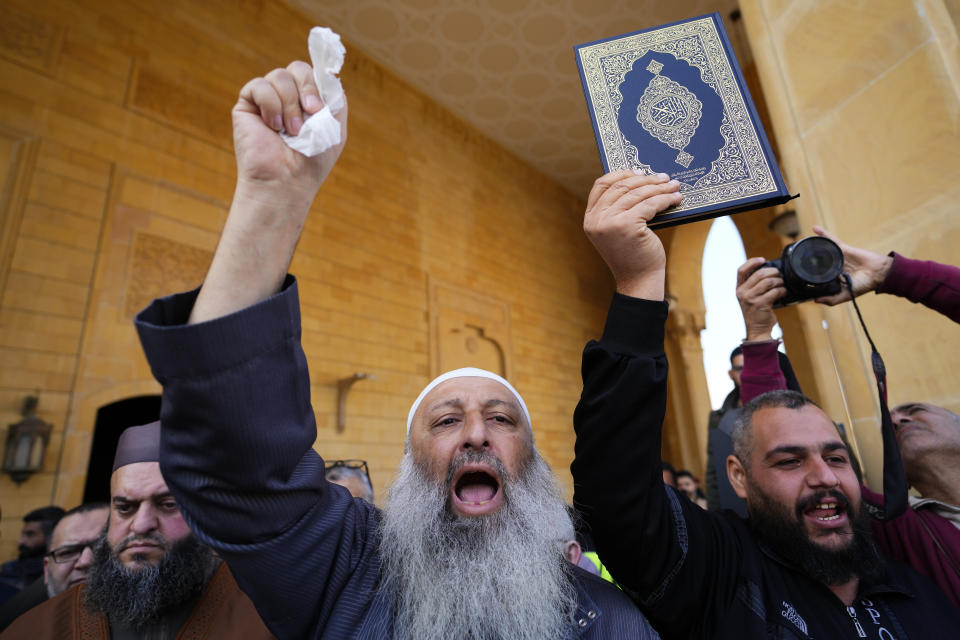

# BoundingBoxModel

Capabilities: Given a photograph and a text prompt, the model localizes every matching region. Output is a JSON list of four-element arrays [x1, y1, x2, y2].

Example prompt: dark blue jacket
[[135, 277, 659, 640]]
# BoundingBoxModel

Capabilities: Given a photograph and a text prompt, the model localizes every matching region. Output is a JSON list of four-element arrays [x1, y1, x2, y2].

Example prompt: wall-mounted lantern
[[3, 396, 52, 485]]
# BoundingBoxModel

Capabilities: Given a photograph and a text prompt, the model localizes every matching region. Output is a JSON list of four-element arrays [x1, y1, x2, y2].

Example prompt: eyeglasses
[[324, 459, 370, 477], [47, 540, 97, 564]]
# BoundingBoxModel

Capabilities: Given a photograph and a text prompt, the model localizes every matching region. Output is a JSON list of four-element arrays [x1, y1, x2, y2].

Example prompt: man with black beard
[[2, 422, 274, 639], [132, 56, 658, 639], [729, 392, 886, 587], [571, 170, 960, 639], [83, 521, 218, 633], [0, 506, 64, 603]]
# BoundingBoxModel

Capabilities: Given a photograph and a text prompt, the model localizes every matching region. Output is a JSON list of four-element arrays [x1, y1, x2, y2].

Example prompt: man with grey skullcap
[[133, 56, 659, 640], [2, 422, 273, 639]]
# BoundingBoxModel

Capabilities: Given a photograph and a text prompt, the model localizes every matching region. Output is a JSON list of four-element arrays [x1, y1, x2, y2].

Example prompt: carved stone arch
[[428, 277, 512, 380], [439, 324, 507, 378]]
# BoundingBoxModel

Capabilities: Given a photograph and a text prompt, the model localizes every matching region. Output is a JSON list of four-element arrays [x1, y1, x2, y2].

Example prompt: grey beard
[[379, 449, 578, 640], [84, 531, 216, 628]]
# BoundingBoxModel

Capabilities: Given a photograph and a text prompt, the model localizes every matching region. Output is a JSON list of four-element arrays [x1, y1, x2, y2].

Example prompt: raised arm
[[135, 62, 381, 639], [190, 61, 347, 323], [572, 169, 675, 584], [572, 173, 743, 637], [736, 257, 788, 402]]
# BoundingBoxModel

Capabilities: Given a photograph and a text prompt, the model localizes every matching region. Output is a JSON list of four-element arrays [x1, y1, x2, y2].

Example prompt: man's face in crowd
[[407, 377, 533, 518], [676, 475, 697, 498], [107, 461, 192, 568], [729, 354, 744, 389], [382, 377, 575, 640], [85, 460, 214, 628], [43, 507, 108, 597], [740, 405, 861, 552], [890, 402, 960, 466], [731, 404, 881, 584], [18, 521, 47, 558]]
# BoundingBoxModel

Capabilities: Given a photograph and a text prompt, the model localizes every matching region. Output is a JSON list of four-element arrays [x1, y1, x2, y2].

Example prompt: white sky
[[699, 217, 781, 409]]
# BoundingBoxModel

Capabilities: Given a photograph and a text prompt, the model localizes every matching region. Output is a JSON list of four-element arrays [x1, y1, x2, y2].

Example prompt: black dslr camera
[[761, 236, 844, 307]]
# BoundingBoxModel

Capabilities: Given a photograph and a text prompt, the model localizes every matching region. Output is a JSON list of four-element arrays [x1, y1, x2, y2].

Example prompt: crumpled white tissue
[[281, 27, 346, 157]]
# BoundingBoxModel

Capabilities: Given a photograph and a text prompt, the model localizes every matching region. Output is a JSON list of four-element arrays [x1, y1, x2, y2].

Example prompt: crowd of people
[[2, 57, 958, 639]]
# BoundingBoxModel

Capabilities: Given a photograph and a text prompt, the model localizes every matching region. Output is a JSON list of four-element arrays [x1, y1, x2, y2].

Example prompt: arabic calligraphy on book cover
[[577, 16, 781, 213]]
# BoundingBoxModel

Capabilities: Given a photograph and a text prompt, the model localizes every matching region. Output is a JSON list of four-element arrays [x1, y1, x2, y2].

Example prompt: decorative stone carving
[[123, 232, 212, 317], [428, 278, 512, 379]]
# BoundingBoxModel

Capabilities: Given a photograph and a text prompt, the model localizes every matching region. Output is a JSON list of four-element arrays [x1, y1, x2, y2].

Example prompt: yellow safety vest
[[583, 551, 616, 585]]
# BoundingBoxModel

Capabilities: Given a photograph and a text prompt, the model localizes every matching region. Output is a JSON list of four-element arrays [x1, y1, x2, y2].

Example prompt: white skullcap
[[406, 367, 532, 435]]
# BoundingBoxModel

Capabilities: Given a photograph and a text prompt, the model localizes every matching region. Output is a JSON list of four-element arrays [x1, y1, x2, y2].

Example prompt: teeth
[[816, 503, 835, 510], [817, 514, 840, 521]]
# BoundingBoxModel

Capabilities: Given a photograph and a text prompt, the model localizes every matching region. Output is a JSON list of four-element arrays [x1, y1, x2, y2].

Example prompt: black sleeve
[[571, 293, 744, 638], [135, 276, 381, 639]]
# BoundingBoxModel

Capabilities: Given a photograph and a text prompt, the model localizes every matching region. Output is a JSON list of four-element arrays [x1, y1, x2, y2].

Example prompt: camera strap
[[841, 272, 908, 521]]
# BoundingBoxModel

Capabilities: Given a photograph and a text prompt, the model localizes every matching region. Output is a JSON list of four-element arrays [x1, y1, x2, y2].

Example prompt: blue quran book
[[575, 13, 793, 228]]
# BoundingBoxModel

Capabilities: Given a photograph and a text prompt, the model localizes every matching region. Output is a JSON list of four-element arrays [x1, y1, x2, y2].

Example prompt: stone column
[[738, 0, 960, 484]]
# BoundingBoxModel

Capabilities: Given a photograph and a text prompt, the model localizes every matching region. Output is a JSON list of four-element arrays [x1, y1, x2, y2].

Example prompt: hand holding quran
[[583, 170, 681, 300], [576, 13, 794, 228]]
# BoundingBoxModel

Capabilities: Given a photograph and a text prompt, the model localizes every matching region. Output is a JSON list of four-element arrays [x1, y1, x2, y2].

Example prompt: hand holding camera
[[744, 226, 893, 314], [737, 258, 785, 341], [739, 227, 856, 340], [758, 234, 845, 307], [808, 226, 893, 306]]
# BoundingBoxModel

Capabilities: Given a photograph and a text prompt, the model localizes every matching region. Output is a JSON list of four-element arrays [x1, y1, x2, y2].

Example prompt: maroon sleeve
[[877, 253, 960, 323], [740, 340, 786, 404]]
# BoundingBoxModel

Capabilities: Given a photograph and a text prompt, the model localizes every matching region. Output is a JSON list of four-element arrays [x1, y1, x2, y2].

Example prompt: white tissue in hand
[[281, 27, 346, 157]]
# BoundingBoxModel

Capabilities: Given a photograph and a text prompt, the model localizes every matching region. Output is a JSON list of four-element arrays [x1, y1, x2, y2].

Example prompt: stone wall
[[0, 0, 612, 560], [740, 0, 960, 484]]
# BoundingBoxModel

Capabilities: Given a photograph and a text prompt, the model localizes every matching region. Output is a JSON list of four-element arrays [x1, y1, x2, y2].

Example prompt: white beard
[[379, 449, 578, 640]]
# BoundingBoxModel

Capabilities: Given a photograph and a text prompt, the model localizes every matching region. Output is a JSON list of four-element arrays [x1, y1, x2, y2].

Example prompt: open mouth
[[451, 465, 503, 515], [798, 493, 852, 533], [455, 470, 500, 504], [805, 501, 845, 522]]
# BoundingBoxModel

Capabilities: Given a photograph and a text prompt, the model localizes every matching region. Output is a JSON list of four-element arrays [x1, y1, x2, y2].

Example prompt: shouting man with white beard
[[133, 60, 659, 640]]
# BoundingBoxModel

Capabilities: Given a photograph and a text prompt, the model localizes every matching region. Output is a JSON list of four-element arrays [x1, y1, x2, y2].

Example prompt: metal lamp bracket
[[336, 373, 373, 434]]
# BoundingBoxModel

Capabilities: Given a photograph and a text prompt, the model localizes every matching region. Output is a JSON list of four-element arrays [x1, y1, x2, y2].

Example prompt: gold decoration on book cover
[[577, 17, 778, 211], [636, 60, 702, 169]]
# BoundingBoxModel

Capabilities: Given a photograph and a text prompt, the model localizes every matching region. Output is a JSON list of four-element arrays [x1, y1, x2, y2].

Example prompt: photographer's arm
[[735, 258, 787, 402], [875, 253, 960, 324], [811, 227, 959, 323]]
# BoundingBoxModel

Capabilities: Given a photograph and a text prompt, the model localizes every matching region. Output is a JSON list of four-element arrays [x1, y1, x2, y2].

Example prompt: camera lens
[[786, 237, 843, 284]]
